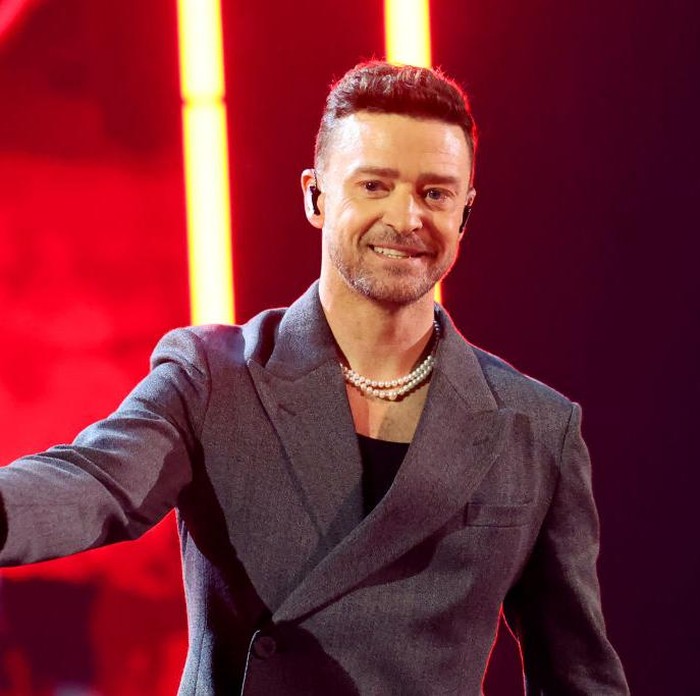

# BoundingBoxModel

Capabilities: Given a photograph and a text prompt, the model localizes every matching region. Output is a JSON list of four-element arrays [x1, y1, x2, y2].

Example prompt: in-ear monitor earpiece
[[459, 205, 472, 233], [309, 185, 321, 215]]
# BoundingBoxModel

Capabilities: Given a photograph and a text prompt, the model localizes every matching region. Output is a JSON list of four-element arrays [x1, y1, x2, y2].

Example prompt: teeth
[[373, 246, 410, 259]]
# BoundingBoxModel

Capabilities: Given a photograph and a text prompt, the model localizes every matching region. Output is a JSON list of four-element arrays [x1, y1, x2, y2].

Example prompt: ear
[[301, 168, 324, 229]]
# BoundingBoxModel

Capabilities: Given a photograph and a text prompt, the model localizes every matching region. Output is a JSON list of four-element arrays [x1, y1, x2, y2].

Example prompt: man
[[0, 61, 629, 694]]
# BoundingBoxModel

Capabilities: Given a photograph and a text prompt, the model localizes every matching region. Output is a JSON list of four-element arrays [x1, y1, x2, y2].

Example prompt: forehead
[[323, 111, 472, 180]]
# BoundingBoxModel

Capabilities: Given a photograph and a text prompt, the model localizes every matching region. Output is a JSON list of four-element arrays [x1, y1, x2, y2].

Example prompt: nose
[[381, 189, 423, 234]]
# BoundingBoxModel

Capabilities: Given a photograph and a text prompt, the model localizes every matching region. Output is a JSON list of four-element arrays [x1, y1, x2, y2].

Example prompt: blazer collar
[[247, 283, 364, 562], [258, 281, 340, 379], [255, 280, 499, 414], [247, 282, 513, 622]]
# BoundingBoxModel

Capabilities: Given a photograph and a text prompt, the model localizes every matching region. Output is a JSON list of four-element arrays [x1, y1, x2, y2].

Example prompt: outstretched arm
[[0, 328, 211, 566]]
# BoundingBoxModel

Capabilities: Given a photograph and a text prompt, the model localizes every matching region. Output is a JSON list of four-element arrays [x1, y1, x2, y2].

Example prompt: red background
[[0, 0, 698, 693]]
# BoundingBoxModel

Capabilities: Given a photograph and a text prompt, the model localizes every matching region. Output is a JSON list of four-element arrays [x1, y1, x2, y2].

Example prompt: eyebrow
[[351, 166, 399, 179], [350, 166, 463, 187]]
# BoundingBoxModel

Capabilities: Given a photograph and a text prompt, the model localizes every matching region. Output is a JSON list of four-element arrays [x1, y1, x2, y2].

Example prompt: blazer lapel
[[247, 284, 364, 557], [274, 307, 514, 622]]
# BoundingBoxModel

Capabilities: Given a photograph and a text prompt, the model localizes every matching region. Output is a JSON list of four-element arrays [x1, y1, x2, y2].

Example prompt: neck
[[319, 279, 437, 380]]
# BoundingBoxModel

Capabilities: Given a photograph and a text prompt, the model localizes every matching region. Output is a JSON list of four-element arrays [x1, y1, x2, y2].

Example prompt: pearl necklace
[[340, 320, 441, 401]]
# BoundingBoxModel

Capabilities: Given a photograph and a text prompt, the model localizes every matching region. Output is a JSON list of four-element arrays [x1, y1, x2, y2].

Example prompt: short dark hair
[[315, 61, 477, 175]]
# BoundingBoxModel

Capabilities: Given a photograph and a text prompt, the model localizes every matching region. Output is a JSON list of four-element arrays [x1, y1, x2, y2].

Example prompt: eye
[[425, 188, 448, 202], [423, 187, 457, 210], [361, 180, 386, 193]]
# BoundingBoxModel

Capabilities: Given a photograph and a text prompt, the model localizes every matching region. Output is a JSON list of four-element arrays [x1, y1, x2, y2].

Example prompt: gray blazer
[[0, 282, 629, 694]]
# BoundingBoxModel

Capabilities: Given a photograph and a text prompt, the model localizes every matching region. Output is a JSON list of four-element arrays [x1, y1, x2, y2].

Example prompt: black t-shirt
[[357, 434, 410, 516]]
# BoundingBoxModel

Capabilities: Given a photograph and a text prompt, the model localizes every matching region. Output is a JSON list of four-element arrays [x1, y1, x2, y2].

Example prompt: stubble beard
[[328, 240, 454, 306]]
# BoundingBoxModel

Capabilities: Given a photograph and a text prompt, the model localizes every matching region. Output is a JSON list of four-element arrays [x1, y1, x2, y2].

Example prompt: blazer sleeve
[[503, 403, 630, 694], [0, 327, 211, 566]]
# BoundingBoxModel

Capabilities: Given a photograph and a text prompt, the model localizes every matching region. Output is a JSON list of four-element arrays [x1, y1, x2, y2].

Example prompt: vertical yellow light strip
[[384, 0, 432, 67], [384, 0, 442, 304], [177, 0, 235, 325]]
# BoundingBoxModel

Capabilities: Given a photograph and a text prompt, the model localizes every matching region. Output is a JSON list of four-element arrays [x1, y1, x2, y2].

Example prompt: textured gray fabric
[[0, 282, 629, 694]]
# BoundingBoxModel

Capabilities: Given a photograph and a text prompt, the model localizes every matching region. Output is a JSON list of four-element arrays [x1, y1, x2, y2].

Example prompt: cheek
[[434, 221, 461, 250], [332, 202, 378, 235], [337, 198, 375, 220]]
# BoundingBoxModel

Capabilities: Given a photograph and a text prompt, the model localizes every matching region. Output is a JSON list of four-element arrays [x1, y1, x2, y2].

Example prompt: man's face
[[304, 111, 475, 307]]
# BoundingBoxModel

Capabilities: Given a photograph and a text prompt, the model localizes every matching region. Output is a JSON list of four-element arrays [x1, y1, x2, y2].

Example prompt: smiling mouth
[[370, 245, 423, 259]]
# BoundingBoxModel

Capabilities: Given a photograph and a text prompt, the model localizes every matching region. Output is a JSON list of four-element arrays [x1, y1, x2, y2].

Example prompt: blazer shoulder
[[153, 307, 288, 372], [470, 343, 574, 420]]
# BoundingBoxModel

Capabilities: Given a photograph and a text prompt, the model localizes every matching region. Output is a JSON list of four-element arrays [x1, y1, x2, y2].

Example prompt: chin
[[329, 247, 452, 306], [348, 273, 439, 306]]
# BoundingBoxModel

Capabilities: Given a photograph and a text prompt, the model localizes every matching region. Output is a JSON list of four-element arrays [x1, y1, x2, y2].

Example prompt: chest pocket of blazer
[[465, 501, 533, 527]]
